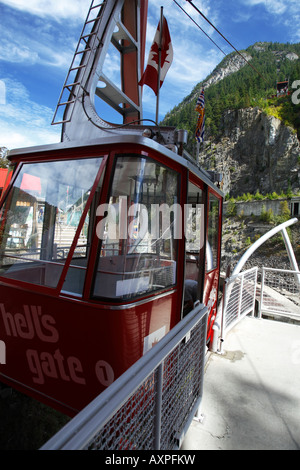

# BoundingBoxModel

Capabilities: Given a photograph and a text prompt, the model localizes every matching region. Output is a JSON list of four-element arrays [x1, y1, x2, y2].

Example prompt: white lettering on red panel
[[0, 303, 114, 387]]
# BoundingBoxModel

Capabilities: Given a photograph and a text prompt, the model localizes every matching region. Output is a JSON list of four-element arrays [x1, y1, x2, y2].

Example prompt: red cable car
[[0, 0, 223, 416]]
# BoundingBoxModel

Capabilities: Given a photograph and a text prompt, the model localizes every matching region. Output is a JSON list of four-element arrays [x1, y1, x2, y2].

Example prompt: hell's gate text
[[0, 303, 114, 387]]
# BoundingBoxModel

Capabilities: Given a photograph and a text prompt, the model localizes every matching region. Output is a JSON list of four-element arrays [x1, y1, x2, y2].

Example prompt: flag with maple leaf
[[139, 15, 173, 96]]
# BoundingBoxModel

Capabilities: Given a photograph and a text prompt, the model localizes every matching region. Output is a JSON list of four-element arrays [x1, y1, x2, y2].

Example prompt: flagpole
[[196, 141, 200, 162], [155, 6, 163, 124]]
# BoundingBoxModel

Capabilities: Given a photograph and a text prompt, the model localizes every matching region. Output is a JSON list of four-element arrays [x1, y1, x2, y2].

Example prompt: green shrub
[[260, 205, 275, 223], [226, 199, 237, 216], [245, 236, 252, 246]]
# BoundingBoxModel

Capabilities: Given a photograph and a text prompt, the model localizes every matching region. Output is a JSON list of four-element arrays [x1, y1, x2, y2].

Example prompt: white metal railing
[[216, 265, 300, 354], [214, 217, 299, 352], [41, 304, 208, 450], [259, 267, 300, 320], [218, 267, 258, 352], [232, 218, 299, 276]]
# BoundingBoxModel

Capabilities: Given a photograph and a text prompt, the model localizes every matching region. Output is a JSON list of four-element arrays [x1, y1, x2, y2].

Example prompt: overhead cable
[[173, 0, 226, 56], [185, 0, 268, 83]]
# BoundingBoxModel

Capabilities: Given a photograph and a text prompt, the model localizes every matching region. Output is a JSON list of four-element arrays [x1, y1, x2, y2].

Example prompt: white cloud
[[245, 0, 288, 14], [0, 80, 5, 105], [0, 79, 60, 149], [242, 0, 300, 39], [0, 0, 90, 21], [0, 124, 59, 149], [0, 39, 39, 64], [0, 15, 77, 69], [246, 0, 300, 15]]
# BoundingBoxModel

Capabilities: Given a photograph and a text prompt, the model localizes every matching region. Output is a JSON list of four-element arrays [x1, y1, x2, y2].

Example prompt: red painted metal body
[[0, 282, 180, 415], [0, 138, 223, 415], [0, 1, 224, 418], [0, 138, 224, 416]]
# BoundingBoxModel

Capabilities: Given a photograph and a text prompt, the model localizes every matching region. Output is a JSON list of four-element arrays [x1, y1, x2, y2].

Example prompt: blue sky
[[0, 0, 300, 150]]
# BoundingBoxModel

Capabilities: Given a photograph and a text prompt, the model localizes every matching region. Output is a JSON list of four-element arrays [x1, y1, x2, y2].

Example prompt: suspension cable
[[184, 0, 268, 83], [173, 0, 226, 56]]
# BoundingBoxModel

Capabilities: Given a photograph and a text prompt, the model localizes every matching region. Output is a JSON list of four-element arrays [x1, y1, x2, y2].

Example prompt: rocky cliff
[[181, 50, 253, 106], [163, 42, 300, 198], [198, 107, 300, 197]]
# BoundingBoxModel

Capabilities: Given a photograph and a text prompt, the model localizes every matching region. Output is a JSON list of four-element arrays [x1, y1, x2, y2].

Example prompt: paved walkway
[[182, 316, 300, 450]]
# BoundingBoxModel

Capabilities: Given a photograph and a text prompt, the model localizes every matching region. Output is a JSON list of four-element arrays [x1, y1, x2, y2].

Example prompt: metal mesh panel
[[85, 373, 156, 450], [83, 316, 206, 450], [160, 321, 206, 450], [261, 268, 300, 318], [41, 306, 208, 450]]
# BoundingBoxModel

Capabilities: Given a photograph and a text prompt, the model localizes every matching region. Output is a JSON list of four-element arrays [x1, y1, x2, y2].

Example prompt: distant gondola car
[[277, 80, 289, 96]]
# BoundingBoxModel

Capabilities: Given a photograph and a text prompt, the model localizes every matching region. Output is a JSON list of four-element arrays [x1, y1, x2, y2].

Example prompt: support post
[[154, 362, 164, 450], [281, 226, 300, 288], [155, 6, 163, 124]]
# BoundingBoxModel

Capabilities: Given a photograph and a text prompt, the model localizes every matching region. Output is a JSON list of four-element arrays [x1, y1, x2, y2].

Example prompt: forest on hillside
[[162, 42, 300, 151]]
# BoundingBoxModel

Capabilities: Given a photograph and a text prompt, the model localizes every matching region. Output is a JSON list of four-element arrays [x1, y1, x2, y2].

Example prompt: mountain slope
[[199, 106, 300, 196], [162, 42, 300, 184]]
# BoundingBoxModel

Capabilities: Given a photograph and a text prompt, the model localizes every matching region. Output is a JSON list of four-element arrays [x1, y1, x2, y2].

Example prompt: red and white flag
[[139, 15, 173, 96]]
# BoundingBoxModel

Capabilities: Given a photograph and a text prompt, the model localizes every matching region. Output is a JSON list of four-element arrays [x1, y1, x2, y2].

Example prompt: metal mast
[[52, 0, 148, 142]]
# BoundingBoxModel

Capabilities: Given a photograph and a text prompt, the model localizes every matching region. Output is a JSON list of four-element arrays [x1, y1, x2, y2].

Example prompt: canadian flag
[[139, 15, 173, 96]]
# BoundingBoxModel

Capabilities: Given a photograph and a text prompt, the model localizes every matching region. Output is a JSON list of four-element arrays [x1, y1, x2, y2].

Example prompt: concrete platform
[[182, 316, 300, 450]]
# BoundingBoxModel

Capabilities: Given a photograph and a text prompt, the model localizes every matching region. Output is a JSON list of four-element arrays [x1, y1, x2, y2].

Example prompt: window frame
[[0, 155, 108, 296], [184, 176, 206, 308], [90, 152, 183, 303], [206, 189, 222, 273]]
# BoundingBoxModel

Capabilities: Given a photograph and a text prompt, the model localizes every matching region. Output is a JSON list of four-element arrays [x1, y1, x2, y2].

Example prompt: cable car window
[[207, 193, 220, 271], [0, 157, 103, 289], [183, 182, 204, 315], [93, 155, 179, 300]]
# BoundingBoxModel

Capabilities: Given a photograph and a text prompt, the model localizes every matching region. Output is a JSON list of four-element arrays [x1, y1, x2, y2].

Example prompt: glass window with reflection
[[183, 182, 204, 315], [0, 157, 103, 290], [207, 193, 220, 271], [93, 155, 180, 300]]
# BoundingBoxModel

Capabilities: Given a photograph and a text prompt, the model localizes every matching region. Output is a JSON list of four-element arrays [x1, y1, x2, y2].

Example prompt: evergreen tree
[[162, 42, 300, 152]]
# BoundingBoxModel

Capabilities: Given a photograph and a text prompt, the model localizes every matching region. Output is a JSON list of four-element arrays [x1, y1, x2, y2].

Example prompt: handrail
[[218, 266, 258, 353], [41, 303, 208, 450], [259, 266, 300, 319], [232, 218, 299, 276]]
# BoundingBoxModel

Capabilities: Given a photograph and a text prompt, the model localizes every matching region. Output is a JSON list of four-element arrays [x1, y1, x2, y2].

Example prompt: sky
[[0, 0, 300, 150]]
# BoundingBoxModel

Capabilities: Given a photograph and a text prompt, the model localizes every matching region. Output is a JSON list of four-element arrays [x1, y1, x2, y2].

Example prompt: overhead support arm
[[52, 0, 148, 142]]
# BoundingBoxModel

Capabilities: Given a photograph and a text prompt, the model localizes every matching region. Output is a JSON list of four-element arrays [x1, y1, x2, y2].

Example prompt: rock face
[[202, 52, 252, 89], [199, 107, 300, 197], [167, 50, 253, 117]]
